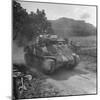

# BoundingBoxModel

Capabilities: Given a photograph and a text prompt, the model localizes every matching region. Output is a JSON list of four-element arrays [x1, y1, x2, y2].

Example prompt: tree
[[28, 9, 54, 36], [13, 0, 54, 46], [13, 0, 28, 40]]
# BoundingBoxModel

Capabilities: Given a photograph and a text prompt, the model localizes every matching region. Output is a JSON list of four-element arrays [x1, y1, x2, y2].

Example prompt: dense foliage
[[13, 0, 53, 46]]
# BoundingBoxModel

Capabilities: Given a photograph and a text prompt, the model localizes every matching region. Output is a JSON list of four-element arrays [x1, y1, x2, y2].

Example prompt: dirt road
[[13, 42, 97, 96], [46, 60, 97, 96]]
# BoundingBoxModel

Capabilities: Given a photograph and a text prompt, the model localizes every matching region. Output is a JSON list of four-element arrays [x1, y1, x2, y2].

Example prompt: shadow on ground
[[48, 63, 89, 80]]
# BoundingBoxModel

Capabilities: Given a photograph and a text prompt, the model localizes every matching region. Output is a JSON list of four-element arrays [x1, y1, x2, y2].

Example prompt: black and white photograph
[[12, 0, 97, 99]]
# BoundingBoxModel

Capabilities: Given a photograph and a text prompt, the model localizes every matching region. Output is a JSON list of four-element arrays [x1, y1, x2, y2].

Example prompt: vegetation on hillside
[[50, 17, 96, 37], [13, 0, 53, 46]]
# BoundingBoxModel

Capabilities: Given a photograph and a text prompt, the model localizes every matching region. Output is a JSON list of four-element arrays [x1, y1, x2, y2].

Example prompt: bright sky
[[19, 1, 97, 27]]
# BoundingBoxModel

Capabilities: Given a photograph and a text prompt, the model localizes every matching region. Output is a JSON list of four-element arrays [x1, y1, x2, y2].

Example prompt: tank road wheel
[[43, 59, 55, 74], [68, 54, 80, 69], [73, 54, 80, 66]]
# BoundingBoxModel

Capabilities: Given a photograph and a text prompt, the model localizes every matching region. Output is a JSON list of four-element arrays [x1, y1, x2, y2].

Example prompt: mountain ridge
[[49, 17, 96, 38]]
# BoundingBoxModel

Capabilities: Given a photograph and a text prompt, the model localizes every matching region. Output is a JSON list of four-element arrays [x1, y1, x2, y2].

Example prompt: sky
[[18, 1, 97, 27]]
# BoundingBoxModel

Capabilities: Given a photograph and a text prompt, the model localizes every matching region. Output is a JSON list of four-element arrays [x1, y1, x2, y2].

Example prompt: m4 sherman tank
[[24, 35, 80, 74]]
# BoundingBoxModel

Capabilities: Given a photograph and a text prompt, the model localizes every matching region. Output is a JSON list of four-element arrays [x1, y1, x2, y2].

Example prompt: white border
[[0, 0, 99, 100]]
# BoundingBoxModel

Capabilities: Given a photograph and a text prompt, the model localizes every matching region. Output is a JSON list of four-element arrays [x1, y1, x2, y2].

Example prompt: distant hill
[[50, 17, 96, 38]]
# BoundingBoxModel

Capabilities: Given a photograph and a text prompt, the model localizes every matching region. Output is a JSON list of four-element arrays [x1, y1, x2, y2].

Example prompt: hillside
[[50, 17, 96, 38]]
